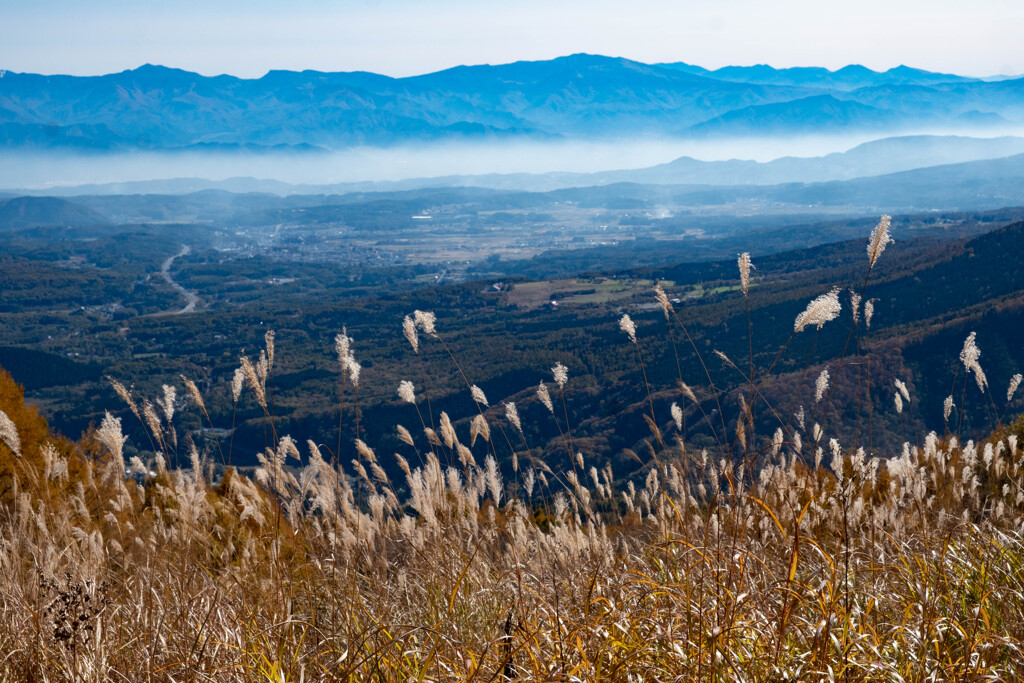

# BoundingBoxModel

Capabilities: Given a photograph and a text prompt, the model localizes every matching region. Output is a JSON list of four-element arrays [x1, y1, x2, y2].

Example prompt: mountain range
[[2, 55, 1022, 152]]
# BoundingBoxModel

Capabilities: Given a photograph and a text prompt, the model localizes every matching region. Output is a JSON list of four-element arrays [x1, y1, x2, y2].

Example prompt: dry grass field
[[2, 217, 1024, 680]]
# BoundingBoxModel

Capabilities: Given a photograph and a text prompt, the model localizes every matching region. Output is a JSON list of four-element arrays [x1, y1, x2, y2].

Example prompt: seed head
[[397, 380, 416, 404], [537, 382, 554, 413], [815, 368, 830, 403], [737, 253, 753, 296], [505, 402, 522, 433], [849, 290, 862, 324], [864, 299, 877, 330], [795, 288, 841, 333], [470, 385, 488, 406], [619, 314, 637, 343], [552, 362, 569, 389], [0, 409, 21, 458], [414, 310, 437, 337], [670, 403, 683, 432], [1008, 374, 1022, 402], [867, 215, 893, 268], [403, 315, 419, 354], [653, 284, 674, 319]]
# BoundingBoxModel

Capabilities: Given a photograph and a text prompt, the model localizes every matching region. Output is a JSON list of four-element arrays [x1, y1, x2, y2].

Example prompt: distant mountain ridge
[[11, 134, 1024, 196], [1, 55, 1022, 152]]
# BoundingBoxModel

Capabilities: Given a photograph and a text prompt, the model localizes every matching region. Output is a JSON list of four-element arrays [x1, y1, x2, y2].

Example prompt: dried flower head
[[505, 402, 522, 433], [849, 290, 862, 324], [943, 395, 954, 423], [867, 215, 893, 268], [619, 314, 637, 343], [670, 402, 683, 432], [864, 299, 877, 330], [894, 393, 904, 414], [737, 253, 753, 296], [815, 368, 830, 403], [397, 380, 416, 404], [653, 284, 674, 319], [895, 379, 910, 402], [231, 367, 245, 403], [1008, 374, 1023, 402], [0, 409, 21, 457], [180, 376, 206, 415], [96, 412, 127, 462], [795, 288, 841, 333], [471, 385, 488, 406], [537, 382, 554, 413], [239, 355, 266, 408], [552, 362, 568, 389], [396, 424, 414, 446], [470, 413, 490, 446], [960, 332, 988, 392], [678, 381, 697, 404], [264, 329, 275, 369], [403, 315, 419, 354], [414, 310, 437, 337], [157, 384, 176, 423]]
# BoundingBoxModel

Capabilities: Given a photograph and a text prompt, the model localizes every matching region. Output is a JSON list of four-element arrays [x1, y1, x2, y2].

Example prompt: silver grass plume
[[678, 380, 697, 404], [505, 402, 522, 433], [895, 379, 911, 403], [96, 411, 127, 464], [619, 314, 637, 343], [231, 367, 244, 403], [960, 332, 988, 392], [264, 330, 275, 370], [414, 310, 437, 337], [795, 288, 841, 333], [815, 368, 830, 403], [239, 356, 266, 408], [396, 424, 414, 446], [350, 439, 375, 465], [944, 395, 954, 423], [552, 362, 568, 389], [470, 384, 488, 406], [142, 400, 163, 441], [180, 375, 206, 415], [867, 215, 893, 268], [439, 412, 456, 449], [470, 414, 490, 446], [403, 314, 419, 354], [737, 252, 753, 296], [849, 290, 862, 324], [864, 299, 877, 330], [653, 283, 674, 320], [397, 380, 416, 403], [537, 382, 554, 413], [484, 455, 502, 505], [670, 402, 683, 432], [1008, 374, 1022, 402], [894, 393, 904, 414], [109, 378, 141, 420], [0, 409, 20, 457], [156, 384, 176, 423]]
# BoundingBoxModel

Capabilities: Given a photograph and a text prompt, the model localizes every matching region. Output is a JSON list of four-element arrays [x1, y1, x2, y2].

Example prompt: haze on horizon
[[2, 0, 1022, 79]]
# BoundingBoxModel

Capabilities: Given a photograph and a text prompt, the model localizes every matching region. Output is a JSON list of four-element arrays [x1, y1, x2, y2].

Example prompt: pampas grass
[[0, 214, 1022, 680]]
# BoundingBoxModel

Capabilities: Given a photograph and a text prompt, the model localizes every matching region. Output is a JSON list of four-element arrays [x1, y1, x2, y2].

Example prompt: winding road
[[159, 245, 200, 314]]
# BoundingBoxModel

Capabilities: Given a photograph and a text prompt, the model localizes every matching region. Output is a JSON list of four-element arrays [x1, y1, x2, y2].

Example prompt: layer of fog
[[4, 127, 1024, 193]]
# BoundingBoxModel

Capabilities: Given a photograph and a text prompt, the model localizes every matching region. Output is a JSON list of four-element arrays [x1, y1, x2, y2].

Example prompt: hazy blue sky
[[2, 0, 1022, 78]]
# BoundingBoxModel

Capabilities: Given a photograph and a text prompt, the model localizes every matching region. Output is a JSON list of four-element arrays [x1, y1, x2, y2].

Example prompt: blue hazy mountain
[[656, 62, 978, 90], [0, 55, 1020, 151]]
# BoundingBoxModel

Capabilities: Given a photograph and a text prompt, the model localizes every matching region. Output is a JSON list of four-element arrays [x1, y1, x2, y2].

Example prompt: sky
[[1, 0, 1022, 78]]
